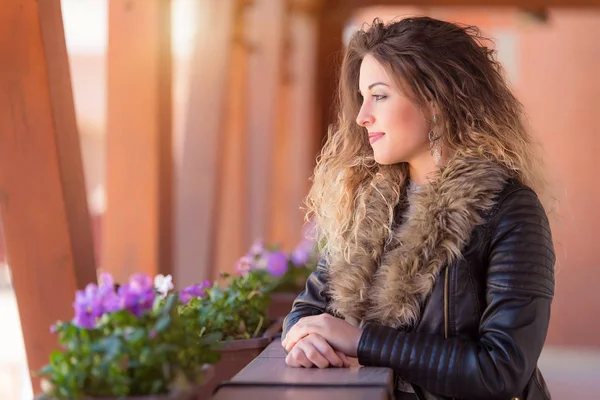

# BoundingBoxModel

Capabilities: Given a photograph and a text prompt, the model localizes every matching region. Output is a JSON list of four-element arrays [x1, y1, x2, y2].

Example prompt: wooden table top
[[211, 386, 390, 400], [211, 339, 394, 400]]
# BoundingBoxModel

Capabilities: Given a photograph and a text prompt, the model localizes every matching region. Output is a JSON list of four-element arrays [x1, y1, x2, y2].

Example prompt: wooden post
[[316, 1, 350, 141], [174, 0, 237, 285], [213, 0, 252, 278], [0, 0, 96, 392], [245, 0, 288, 243], [105, 0, 173, 283], [267, 0, 323, 248]]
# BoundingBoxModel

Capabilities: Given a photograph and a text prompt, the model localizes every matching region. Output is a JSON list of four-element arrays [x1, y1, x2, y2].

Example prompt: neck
[[408, 155, 439, 185], [408, 148, 453, 185]]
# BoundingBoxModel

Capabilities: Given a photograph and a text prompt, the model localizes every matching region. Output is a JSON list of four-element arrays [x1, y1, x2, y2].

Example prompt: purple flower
[[99, 272, 114, 288], [234, 255, 254, 275], [117, 274, 156, 317], [178, 281, 210, 304], [248, 239, 265, 257], [291, 238, 314, 266], [73, 283, 103, 329], [129, 274, 153, 292], [101, 291, 122, 313], [302, 219, 317, 238], [71, 273, 126, 328], [98, 273, 122, 313], [199, 279, 212, 291], [266, 251, 289, 277], [291, 249, 310, 266]]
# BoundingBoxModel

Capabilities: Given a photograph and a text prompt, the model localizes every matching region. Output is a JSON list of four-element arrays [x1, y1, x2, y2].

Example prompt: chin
[[373, 152, 404, 165]]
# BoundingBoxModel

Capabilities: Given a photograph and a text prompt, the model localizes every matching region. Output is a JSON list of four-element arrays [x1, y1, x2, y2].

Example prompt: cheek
[[399, 103, 427, 132], [385, 101, 429, 142]]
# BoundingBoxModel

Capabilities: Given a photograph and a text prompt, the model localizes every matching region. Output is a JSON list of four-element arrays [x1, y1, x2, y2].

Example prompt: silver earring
[[429, 114, 442, 164]]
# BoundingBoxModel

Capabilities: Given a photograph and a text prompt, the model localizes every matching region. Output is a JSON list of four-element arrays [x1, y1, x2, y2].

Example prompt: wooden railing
[[211, 339, 395, 399]]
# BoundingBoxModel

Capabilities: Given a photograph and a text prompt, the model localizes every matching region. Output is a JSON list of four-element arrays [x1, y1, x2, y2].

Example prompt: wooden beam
[[316, 1, 351, 142], [0, 0, 96, 392], [267, 0, 323, 248], [346, 0, 600, 8], [213, 0, 252, 278], [266, 3, 294, 247], [105, 0, 173, 283], [174, 0, 237, 284], [245, 0, 288, 243]]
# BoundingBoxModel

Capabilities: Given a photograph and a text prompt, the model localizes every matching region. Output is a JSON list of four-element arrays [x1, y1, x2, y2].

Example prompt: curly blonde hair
[[305, 17, 546, 262]]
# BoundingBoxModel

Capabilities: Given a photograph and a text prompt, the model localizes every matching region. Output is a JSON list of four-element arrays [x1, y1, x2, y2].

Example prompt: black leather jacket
[[283, 182, 555, 400]]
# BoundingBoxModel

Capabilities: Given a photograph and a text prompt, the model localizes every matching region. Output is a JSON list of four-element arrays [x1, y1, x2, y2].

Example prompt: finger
[[298, 340, 329, 369], [309, 334, 344, 367], [285, 349, 303, 368], [282, 315, 321, 350], [282, 324, 303, 349], [284, 325, 313, 352], [336, 351, 351, 367], [285, 346, 314, 368]]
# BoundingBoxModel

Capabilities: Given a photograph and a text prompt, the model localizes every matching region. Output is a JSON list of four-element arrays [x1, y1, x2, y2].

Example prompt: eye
[[373, 94, 387, 101]]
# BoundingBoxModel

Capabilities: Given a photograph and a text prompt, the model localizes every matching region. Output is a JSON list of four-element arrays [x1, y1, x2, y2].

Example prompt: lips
[[368, 132, 385, 144]]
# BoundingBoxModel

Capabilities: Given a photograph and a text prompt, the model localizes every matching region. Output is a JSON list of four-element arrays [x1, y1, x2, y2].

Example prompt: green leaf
[[36, 364, 54, 376], [154, 315, 171, 332], [127, 328, 146, 343], [49, 350, 64, 365], [154, 343, 178, 354], [150, 380, 163, 393], [200, 332, 223, 342], [102, 336, 122, 359], [162, 293, 178, 314], [139, 347, 152, 363]]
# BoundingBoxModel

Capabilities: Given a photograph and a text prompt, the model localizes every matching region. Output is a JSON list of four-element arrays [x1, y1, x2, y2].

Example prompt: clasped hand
[[281, 313, 362, 368]]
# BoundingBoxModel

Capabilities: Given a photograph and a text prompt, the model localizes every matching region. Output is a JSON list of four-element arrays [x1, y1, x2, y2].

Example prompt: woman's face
[[356, 54, 432, 166]]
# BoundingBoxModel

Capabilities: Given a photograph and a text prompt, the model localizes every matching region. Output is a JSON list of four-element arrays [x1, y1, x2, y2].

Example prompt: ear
[[426, 101, 437, 123]]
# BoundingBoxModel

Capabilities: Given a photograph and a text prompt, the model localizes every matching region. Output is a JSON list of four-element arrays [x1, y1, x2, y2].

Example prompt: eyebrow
[[368, 82, 389, 90], [358, 82, 390, 94]]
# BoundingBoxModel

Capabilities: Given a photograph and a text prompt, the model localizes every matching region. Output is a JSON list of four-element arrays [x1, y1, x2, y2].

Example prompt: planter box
[[46, 365, 215, 400], [198, 319, 283, 399], [267, 291, 300, 320]]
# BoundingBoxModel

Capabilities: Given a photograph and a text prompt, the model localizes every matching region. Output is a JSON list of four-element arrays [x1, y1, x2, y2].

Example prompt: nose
[[356, 103, 374, 127]]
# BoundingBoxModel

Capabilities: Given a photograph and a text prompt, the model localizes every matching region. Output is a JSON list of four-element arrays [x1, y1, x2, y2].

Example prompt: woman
[[281, 16, 555, 400]]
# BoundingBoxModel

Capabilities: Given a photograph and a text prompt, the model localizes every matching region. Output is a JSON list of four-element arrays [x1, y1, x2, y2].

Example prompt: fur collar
[[326, 155, 511, 328]]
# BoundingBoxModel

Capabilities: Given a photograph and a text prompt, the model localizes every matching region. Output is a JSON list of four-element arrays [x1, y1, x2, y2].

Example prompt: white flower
[[154, 274, 174, 297], [40, 378, 54, 394]]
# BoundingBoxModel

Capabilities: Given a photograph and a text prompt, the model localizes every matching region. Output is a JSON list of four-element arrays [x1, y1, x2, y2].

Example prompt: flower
[[154, 274, 174, 298], [99, 272, 114, 287], [178, 280, 211, 304], [266, 251, 289, 277], [248, 238, 265, 257], [73, 283, 104, 329], [71, 273, 125, 328], [118, 274, 156, 317], [234, 255, 254, 275], [130, 273, 153, 292], [291, 238, 314, 266], [98, 273, 121, 312], [41, 272, 223, 398], [199, 279, 212, 291]]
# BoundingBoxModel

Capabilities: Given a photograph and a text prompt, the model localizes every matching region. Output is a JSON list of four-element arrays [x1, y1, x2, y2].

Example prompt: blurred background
[[1, 0, 599, 398]]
